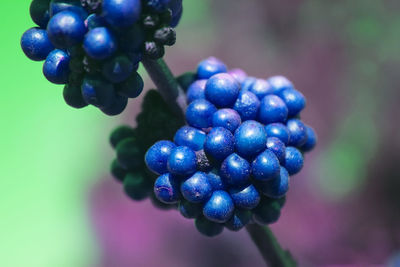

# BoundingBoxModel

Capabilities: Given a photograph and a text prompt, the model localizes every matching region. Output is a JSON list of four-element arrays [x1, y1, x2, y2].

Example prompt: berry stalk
[[142, 57, 297, 267]]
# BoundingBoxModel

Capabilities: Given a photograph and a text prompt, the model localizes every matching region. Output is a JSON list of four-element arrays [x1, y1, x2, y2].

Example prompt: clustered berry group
[[145, 57, 317, 236], [21, 0, 182, 115]]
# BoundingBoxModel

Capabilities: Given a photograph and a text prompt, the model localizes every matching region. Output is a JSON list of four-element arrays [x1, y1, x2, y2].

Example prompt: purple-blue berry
[[252, 149, 280, 181], [203, 190, 234, 223], [85, 14, 106, 30], [173, 126, 206, 151], [102, 0, 142, 27], [234, 120, 267, 159], [21, 28, 54, 61], [179, 200, 202, 219], [205, 73, 240, 108], [286, 119, 308, 147], [211, 108, 242, 133], [266, 137, 286, 164], [241, 76, 256, 91], [185, 99, 217, 129], [204, 127, 235, 161], [249, 79, 273, 100], [300, 125, 317, 152], [145, 140, 176, 175], [227, 68, 247, 84], [259, 95, 288, 124], [197, 57, 227, 79], [225, 209, 252, 231], [181, 172, 213, 203], [265, 123, 290, 145], [268, 75, 293, 94], [167, 146, 197, 176], [278, 88, 306, 117], [83, 27, 117, 60], [43, 49, 70, 84], [102, 55, 134, 83], [229, 184, 260, 210], [233, 91, 260, 121], [206, 171, 226, 191], [186, 79, 207, 103], [284, 147, 304, 175], [154, 173, 181, 204], [220, 153, 251, 187], [258, 167, 290, 198]]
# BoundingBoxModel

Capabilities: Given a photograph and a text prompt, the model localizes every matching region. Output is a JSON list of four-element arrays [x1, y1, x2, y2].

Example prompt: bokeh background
[[1, 1, 400, 266]]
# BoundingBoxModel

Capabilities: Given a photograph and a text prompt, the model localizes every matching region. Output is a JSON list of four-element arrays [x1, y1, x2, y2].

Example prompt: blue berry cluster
[[145, 57, 317, 236], [21, 0, 182, 115]]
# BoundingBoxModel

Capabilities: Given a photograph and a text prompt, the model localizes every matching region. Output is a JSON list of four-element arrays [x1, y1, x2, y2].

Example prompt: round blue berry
[[167, 146, 197, 176], [265, 123, 290, 145], [181, 172, 213, 203], [205, 73, 240, 108], [83, 27, 117, 60], [229, 184, 260, 210], [268, 76, 294, 94], [234, 120, 267, 159], [179, 200, 202, 219], [252, 197, 281, 225], [47, 10, 86, 49], [203, 190, 234, 223], [49, 0, 83, 17], [252, 149, 280, 181], [225, 209, 252, 231], [185, 99, 217, 129], [227, 68, 247, 84], [100, 95, 128, 116], [102, 55, 134, 83], [116, 72, 144, 98], [207, 171, 226, 191], [81, 75, 115, 107], [85, 14, 106, 30], [197, 57, 227, 79], [233, 91, 260, 121], [300, 125, 317, 152], [259, 95, 288, 124], [43, 49, 70, 84], [249, 79, 273, 100], [278, 88, 306, 117], [174, 126, 206, 151], [145, 140, 176, 175], [286, 119, 307, 147], [241, 76, 256, 91], [220, 153, 251, 187], [266, 137, 286, 164], [154, 173, 181, 204], [284, 147, 304, 175], [258, 167, 290, 198], [187, 79, 207, 103], [195, 216, 224, 237], [30, 0, 50, 28], [21, 28, 54, 61], [204, 127, 234, 161], [212, 109, 242, 133], [102, 0, 142, 27]]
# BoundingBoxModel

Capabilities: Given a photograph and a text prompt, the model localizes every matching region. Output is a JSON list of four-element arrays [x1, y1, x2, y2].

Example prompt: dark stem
[[142, 57, 296, 267]]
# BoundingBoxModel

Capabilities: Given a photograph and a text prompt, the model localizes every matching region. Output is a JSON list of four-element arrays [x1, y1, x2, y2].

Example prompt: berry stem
[[246, 224, 297, 267]]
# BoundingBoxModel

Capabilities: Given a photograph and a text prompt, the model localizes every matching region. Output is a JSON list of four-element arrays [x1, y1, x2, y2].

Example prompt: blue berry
[[278, 88, 306, 117], [205, 73, 240, 108], [203, 190, 234, 223], [241, 76, 256, 91], [197, 57, 227, 79], [227, 68, 247, 84], [83, 27, 117, 60], [225, 209, 252, 231], [207, 171, 226, 191], [116, 72, 144, 98], [258, 167, 290, 198], [234, 120, 267, 159], [81, 75, 115, 107], [101, 95, 128, 116], [167, 146, 197, 176], [102, 0, 142, 27], [259, 95, 288, 124], [266, 137, 286, 164], [145, 140, 176, 175], [47, 10, 87, 49], [179, 200, 202, 219], [85, 14, 106, 30], [30, 0, 50, 28], [220, 153, 251, 187], [204, 127, 234, 161], [181, 172, 213, 203], [21, 28, 54, 61], [185, 99, 217, 129], [233, 91, 260, 121], [252, 149, 280, 181], [211, 109, 241, 133], [195, 216, 224, 237], [252, 197, 281, 225], [186, 79, 207, 103], [286, 119, 307, 147], [102, 55, 134, 83], [154, 173, 181, 204], [300, 125, 317, 152], [268, 75, 293, 94], [174, 126, 206, 151], [249, 79, 273, 100], [265, 123, 290, 145], [284, 147, 304, 175], [229, 184, 260, 210], [43, 49, 70, 84]]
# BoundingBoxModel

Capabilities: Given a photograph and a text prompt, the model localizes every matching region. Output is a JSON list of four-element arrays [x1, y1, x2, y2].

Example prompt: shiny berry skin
[[300, 125, 317, 152], [233, 91, 260, 121], [186, 79, 207, 103], [185, 99, 217, 129], [173, 126, 206, 151], [252, 197, 282, 225], [195, 216, 224, 237], [205, 73, 240, 108], [102, 0, 142, 27], [154, 173, 181, 204], [266, 137, 286, 164], [249, 79, 273, 100], [252, 149, 280, 181], [284, 147, 304, 175], [81, 75, 115, 107], [197, 57, 227, 79], [203, 190, 234, 223], [286, 119, 307, 147], [259, 95, 288, 124], [268, 75, 294, 94], [47, 10, 87, 49], [167, 146, 197, 176], [212, 109, 241, 133], [258, 167, 290, 198], [181, 172, 213, 203], [21, 28, 54, 61], [220, 153, 251, 187], [145, 140, 176, 175], [225, 209, 252, 231], [101, 95, 128, 115], [63, 83, 89, 109], [102, 55, 134, 83], [116, 72, 144, 98], [204, 127, 234, 161], [83, 27, 117, 60], [228, 68, 247, 84], [43, 49, 70, 84], [234, 120, 267, 159], [30, 0, 50, 28], [179, 200, 202, 219], [229, 184, 260, 210], [278, 88, 306, 117], [85, 14, 105, 30], [207, 171, 226, 191], [265, 123, 290, 145], [241, 76, 256, 91]]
